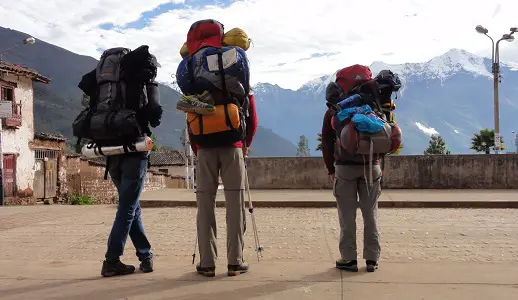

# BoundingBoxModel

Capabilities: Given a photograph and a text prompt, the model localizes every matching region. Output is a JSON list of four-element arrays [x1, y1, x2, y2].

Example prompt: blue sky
[[99, 0, 235, 30], [1, 0, 518, 89]]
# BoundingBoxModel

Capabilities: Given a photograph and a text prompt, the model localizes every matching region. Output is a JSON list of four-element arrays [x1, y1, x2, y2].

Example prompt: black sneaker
[[336, 259, 358, 272], [196, 264, 216, 277], [366, 260, 379, 272], [101, 260, 136, 277], [140, 258, 154, 273], [227, 262, 249, 276]]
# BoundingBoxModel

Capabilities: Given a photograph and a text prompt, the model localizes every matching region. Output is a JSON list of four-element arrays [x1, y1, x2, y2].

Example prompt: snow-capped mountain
[[161, 80, 182, 93], [252, 49, 518, 155]]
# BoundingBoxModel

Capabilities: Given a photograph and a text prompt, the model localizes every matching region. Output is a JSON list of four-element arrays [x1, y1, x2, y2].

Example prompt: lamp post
[[0, 37, 36, 206], [475, 26, 516, 154], [0, 37, 36, 62], [174, 115, 194, 191]]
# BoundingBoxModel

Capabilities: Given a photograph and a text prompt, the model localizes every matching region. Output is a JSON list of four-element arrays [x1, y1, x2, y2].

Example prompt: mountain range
[[3, 25, 518, 156], [0, 26, 297, 157], [251, 49, 518, 155]]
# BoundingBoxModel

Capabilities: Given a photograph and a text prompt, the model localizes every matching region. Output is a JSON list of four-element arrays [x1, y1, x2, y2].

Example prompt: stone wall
[[66, 156, 184, 204], [246, 155, 518, 189]]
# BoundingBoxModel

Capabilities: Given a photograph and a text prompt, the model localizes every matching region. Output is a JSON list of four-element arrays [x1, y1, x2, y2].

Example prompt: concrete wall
[[246, 155, 518, 189], [1, 75, 35, 194]]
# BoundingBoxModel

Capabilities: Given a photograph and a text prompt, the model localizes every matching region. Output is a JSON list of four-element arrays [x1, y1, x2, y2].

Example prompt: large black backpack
[[73, 45, 159, 152]]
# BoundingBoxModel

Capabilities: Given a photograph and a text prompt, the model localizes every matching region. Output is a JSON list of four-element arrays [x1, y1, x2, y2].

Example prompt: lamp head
[[476, 25, 489, 34]]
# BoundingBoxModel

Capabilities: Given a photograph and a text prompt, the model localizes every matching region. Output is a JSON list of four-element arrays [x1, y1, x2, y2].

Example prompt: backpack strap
[[104, 156, 110, 180], [217, 49, 236, 130]]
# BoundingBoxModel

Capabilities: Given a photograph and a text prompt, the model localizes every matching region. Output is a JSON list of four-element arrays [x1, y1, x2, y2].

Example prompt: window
[[1, 85, 21, 128], [158, 168, 169, 174], [1, 86, 13, 101]]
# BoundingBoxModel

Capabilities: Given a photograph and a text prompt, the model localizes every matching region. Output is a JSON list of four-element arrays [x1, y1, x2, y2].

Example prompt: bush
[[69, 194, 96, 205]]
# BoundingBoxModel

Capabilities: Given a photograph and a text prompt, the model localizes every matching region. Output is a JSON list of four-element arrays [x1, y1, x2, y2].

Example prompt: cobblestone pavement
[[0, 205, 517, 299], [2, 206, 517, 263]]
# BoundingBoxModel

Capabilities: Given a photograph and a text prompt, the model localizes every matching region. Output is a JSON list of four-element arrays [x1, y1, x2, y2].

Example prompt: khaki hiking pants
[[333, 164, 382, 262], [196, 147, 246, 268]]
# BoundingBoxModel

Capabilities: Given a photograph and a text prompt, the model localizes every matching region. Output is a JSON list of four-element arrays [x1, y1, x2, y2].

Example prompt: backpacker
[[326, 65, 402, 158], [73, 45, 160, 152], [176, 19, 251, 148]]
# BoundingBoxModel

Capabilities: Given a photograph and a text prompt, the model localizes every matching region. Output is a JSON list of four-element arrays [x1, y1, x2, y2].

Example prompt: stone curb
[[140, 200, 518, 209]]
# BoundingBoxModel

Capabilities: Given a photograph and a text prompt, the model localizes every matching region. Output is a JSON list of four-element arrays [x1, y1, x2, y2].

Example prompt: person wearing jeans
[[100, 81, 162, 277], [101, 154, 154, 277]]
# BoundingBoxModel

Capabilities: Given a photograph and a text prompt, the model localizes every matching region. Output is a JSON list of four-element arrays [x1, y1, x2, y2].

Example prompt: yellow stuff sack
[[187, 104, 241, 135], [179, 42, 189, 58], [222, 28, 250, 51]]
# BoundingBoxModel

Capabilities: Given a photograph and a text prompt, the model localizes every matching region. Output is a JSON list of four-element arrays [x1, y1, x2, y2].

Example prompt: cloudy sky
[[1, 0, 517, 90]]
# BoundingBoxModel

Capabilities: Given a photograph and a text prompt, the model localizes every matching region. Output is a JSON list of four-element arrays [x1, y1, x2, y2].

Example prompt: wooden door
[[3, 154, 16, 197]]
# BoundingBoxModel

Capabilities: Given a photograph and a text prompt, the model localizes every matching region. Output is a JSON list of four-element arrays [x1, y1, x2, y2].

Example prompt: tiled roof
[[35, 132, 66, 142], [0, 61, 50, 84], [150, 148, 186, 166]]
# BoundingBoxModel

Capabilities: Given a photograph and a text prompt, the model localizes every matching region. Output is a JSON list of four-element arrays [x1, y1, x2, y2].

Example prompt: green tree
[[150, 132, 161, 151], [470, 129, 504, 154], [424, 135, 451, 155], [297, 135, 311, 157], [316, 132, 323, 152]]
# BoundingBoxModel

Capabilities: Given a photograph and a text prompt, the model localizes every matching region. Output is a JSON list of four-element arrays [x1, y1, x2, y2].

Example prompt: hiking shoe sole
[[227, 269, 248, 276], [197, 270, 216, 277], [101, 269, 135, 277], [336, 265, 359, 272]]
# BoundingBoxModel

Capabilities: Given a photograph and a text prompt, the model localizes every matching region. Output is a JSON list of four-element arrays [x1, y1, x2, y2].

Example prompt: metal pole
[[494, 39, 502, 154], [184, 113, 195, 190], [184, 114, 189, 189], [189, 145, 194, 190]]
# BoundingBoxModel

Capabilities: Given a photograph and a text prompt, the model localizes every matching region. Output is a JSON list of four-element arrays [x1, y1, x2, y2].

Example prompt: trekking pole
[[192, 233, 197, 264], [244, 156, 264, 262], [191, 185, 198, 265]]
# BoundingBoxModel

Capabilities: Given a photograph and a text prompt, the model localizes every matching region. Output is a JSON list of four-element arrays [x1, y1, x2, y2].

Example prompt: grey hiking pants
[[196, 147, 246, 268], [333, 164, 382, 261]]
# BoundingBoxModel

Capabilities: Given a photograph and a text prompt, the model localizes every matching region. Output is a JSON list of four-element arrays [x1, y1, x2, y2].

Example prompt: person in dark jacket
[[101, 82, 163, 277], [321, 104, 382, 273]]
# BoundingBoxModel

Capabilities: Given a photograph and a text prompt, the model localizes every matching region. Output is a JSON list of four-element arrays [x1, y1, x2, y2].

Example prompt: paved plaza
[[0, 202, 517, 299]]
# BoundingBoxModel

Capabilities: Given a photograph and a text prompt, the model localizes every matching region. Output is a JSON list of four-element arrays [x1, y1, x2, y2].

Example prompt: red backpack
[[186, 19, 224, 55], [335, 64, 372, 94]]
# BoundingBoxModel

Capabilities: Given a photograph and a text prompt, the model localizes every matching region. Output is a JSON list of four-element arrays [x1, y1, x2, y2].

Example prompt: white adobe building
[[0, 61, 51, 198]]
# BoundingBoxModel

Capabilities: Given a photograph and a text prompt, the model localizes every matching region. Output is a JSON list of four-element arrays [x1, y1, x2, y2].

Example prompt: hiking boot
[[227, 262, 249, 276], [101, 260, 136, 277], [176, 91, 216, 115], [139, 258, 154, 273], [336, 259, 358, 272], [196, 264, 216, 277], [366, 260, 379, 272]]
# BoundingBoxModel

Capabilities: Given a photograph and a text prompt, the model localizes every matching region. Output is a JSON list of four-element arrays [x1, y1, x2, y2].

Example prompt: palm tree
[[470, 129, 503, 154], [316, 133, 323, 152]]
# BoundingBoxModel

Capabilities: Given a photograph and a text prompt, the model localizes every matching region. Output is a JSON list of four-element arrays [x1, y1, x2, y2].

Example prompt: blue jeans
[[105, 154, 152, 262]]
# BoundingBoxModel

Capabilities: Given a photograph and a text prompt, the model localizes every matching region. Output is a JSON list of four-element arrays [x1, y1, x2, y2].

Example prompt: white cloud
[[415, 122, 439, 136], [1, 0, 518, 90]]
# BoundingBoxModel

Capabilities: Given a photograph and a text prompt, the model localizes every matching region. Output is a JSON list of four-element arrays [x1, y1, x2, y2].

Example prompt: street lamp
[[475, 26, 516, 154], [512, 131, 518, 153], [0, 37, 36, 61]]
